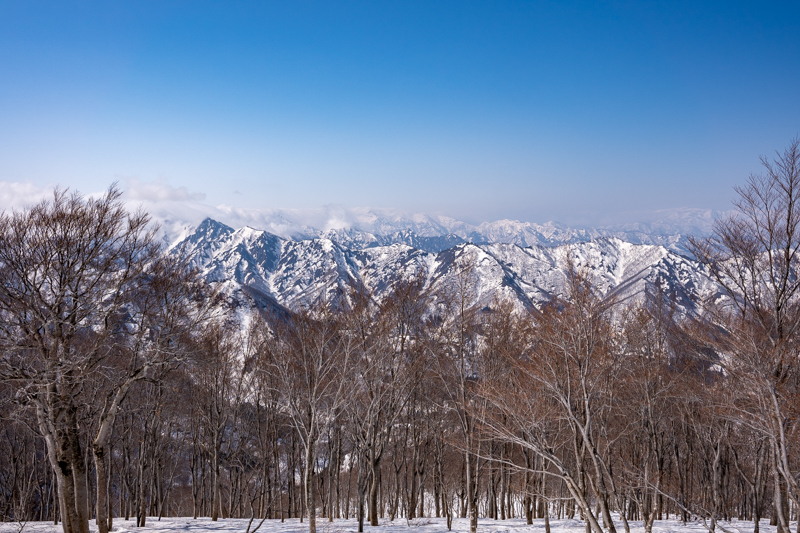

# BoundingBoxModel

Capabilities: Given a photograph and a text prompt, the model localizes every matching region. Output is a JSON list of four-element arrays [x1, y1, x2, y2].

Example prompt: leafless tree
[[478, 261, 624, 533], [689, 138, 800, 533], [257, 304, 354, 533], [429, 251, 484, 533], [618, 294, 682, 533], [0, 187, 208, 533], [343, 278, 425, 531]]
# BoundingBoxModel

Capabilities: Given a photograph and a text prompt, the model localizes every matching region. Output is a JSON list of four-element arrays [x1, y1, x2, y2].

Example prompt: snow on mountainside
[[144, 202, 724, 255], [304, 215, 709, 254], [170, 218, 721, 315]]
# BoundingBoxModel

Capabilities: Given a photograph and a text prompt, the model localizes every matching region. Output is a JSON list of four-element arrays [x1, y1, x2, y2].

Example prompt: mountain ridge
[[146, 202, 726, 255], [169, 218, 722, 317]]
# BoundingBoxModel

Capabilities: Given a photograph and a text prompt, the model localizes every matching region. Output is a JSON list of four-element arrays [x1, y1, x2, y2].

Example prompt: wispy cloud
[[124, 178, 206, 202], [0, 181, 52, 212], [0, 179, 721, 248]]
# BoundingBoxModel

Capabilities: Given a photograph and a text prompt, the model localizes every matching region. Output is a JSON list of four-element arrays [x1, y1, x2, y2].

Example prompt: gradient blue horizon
[[0, 1, 798, 226]]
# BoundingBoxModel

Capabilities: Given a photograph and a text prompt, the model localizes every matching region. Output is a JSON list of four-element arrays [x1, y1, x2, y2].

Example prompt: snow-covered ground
[[0, 517, 774, 533]]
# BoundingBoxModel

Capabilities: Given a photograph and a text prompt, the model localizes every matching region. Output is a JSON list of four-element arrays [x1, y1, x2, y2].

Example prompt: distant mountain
[[147, 202, 725, 255], [170, 218, 723, 316]]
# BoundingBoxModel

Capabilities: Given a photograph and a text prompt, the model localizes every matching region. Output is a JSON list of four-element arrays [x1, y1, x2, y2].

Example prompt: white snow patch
[[0, 516, 776, 533]]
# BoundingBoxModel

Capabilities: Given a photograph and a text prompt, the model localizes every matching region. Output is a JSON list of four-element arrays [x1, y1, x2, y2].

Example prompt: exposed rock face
[[171, 218, 721, 315]]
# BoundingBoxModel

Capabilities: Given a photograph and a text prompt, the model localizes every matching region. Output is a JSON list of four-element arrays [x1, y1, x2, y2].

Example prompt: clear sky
[[0, 1, 798, 226]]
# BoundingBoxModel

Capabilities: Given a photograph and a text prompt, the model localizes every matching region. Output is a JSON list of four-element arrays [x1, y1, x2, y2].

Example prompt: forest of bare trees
[[2, 141, 800, 533]]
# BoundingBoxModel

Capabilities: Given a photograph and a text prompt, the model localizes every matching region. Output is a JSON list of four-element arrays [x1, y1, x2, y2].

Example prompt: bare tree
[[0, 187, 206, 533], [689, 138, 800, 533], [344, 279, 424, 531], [479, 262, 623, 533], [429, 251, 484, 533], [190, 317, 242, 521], [618, 294, 682, 533], [257, 304, 354, 533]]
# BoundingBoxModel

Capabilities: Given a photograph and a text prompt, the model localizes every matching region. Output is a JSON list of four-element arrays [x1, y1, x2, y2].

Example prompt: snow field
[[0, 517, 782, 533]]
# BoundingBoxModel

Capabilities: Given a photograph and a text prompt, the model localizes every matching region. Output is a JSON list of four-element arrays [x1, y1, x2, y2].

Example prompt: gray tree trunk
[[305, 439, 317, 533]]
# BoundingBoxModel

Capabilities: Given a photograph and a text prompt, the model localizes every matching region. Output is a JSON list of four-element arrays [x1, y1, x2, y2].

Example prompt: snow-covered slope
[[171, 218, 720, 315], [0, 516, 753, 533], [305, 216, 705, 255]]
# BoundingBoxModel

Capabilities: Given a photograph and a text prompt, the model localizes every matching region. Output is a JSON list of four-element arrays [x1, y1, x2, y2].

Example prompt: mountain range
[[154, 204, 726, 256], [169, 217, 723, 317]]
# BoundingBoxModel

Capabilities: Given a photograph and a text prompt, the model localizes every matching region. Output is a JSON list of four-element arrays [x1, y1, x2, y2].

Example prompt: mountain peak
[[157, 204, 720, 257], [197, 217, 234, 235], [168, 219, 721, 318]]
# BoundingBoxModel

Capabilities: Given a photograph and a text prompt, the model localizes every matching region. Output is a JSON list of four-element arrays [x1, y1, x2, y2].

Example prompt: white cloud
[[0, 178, 720, 249], [0, 181, 52, 212], [124, 178, 206, 202]]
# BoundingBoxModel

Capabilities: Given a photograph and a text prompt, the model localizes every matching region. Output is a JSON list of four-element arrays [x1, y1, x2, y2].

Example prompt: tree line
[[1, 141, 800, 533]]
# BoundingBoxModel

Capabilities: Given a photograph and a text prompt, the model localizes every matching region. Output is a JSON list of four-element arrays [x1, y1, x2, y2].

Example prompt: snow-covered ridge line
[[147, 202, 725, 255], [170, 218, 722, 316]]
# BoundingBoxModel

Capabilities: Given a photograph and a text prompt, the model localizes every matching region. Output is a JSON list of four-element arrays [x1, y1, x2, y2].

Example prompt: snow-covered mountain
[[170, 218, 721, 316], [148, 202, 724, 255]]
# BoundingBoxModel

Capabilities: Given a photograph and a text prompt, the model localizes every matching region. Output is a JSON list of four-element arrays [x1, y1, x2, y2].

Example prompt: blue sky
[[0, 1, 798, 226]]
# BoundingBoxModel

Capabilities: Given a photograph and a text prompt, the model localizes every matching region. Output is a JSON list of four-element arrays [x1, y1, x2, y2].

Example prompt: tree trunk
[[774, 462, 790, 533], [137, 451, 147, 528], [93, 444, 110, 533], [36, 400, 79, 533], [66, 408, 90, 533], [305, 439, 317, 533], [211, 428, 221, 522], [369, 459, 380, 526], [465, 447, 477, 533], [356, 452, 367, 532]]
